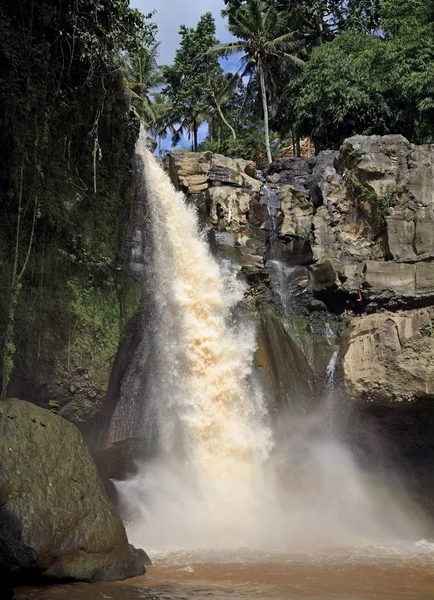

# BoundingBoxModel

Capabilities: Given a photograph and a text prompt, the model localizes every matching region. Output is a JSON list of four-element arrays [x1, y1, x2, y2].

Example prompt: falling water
[[325, 349, 339, 389], [324, 324, 339, 390], [117, 137, 273, 550], [116, 138, 426, 556], [266, 260, 301, 315]]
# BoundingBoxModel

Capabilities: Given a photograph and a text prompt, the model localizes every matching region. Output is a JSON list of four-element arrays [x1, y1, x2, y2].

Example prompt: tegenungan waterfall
[[116, 137, 426, 555]]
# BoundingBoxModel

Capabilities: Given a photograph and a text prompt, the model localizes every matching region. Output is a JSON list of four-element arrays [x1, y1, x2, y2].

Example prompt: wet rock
[[280, 185, 314, 237], [265, 156, 314, 186], [255, 314, 317, 413], [309, 260, 339, 291], [163, 138, 434, 314], [0, 399, 146, 585], [307, 298, 328, 312], [241, 267, 280, 313], [203, 186, 253, 232]]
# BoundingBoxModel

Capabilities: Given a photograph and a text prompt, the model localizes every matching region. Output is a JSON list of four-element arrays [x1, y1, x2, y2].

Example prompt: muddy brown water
[[15, 545, 434, 600]]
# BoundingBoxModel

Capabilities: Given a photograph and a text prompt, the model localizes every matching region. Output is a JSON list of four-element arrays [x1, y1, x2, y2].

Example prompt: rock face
[[166, 137, 434, 313], [165, 140, 434, 407], [344, 308, 434, 402], [6, 137, 434, 446], [0, 399, 146, 586], [263, 136, 434, 307], [255, 314, 317, 413], [165, 150, 261, 196]]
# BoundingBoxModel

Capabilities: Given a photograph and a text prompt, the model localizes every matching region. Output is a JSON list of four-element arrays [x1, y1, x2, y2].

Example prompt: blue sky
[[131, 0, 233, 64], [131, 0, 239, 149]]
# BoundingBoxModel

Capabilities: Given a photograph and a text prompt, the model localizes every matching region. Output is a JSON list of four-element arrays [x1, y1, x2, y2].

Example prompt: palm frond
[[280, 52, 305, 67], [208, 42, 245, 57], [227, 7, 257, 40]]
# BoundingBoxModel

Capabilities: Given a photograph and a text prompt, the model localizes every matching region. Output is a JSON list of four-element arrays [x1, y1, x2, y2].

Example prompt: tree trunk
[[296, 135, 301, 158], [315, 13, 324, 45], [193, 121, 198, 152], [211, 90, 236, 139], [258, 56, 272, 165], [1, 284, 19, 398]]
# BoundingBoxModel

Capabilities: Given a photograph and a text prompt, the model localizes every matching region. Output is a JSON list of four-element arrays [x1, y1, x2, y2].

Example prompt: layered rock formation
[[5, 136, 433, 444], [164, 138, 434, 406], [0, 399, 147, 587], [5, 137, 429, 510]]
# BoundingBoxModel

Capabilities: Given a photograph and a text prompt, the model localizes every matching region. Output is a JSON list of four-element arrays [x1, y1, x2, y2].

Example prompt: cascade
[[266, 260, 301, 316], [116, 137, 425, 555], [324, 323, 339, 389]]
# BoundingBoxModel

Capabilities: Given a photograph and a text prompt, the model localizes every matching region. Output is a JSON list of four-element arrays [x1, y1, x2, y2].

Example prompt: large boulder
[[0, 399, 147, 586], [344, 308, 434, 402]]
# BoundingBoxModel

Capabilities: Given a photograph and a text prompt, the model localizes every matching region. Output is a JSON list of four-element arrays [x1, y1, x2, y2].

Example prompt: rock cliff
[[4, 136, 433, 518], [344, 307, 434, 403], [165, 137, 434, 406]]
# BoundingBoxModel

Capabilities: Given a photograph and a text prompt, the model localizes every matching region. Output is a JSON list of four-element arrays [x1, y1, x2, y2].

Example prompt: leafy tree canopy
[[162, 13, 224, 151], [296, 0, 434, 149]]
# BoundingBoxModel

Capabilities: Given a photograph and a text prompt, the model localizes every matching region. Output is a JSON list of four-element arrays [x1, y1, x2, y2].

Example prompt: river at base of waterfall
[[15, 543, 434, 600]]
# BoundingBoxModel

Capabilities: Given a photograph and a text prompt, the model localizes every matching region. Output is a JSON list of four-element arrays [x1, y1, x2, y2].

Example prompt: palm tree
[[124, 42, 165, 125], [158, 104, 206, 151], [209, 75, 237, 140], [150, 92, 177, 155], [212, 0, 303, 164]]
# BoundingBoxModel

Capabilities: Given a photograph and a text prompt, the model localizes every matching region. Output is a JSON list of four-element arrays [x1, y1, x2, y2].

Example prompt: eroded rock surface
[[344, 308, 434, 402], [255, 314, 317, 413], [165, 150, 261, 195], [0, 399, 146, 586]]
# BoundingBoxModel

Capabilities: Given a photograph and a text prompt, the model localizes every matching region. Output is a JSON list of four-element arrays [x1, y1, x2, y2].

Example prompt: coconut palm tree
[[212, 0, 303, 163], [124, 42, 165, 125]]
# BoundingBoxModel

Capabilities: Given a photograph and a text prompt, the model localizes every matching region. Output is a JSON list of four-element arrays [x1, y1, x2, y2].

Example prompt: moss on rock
[[0, 398, 147, 584]]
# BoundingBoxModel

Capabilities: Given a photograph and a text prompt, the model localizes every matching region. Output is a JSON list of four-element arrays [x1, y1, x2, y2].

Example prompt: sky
[[130, 1, 238, 150], [131, 0, 233, 65]]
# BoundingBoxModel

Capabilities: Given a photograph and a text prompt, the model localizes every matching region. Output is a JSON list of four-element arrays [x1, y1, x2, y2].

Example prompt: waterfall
[[324, 324, 339, 390], [116, 138, 425, 555], [266, 260, 301, 315], [117, 138, 274, 550], [141, 143, 271, 472]]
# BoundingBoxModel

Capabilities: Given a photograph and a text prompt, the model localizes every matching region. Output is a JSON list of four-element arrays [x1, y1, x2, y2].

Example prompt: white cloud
[[131, 0, 233, 65]]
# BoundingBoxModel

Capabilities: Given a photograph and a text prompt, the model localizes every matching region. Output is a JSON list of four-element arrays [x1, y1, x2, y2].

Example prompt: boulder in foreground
[[0, 398, 146, 586]]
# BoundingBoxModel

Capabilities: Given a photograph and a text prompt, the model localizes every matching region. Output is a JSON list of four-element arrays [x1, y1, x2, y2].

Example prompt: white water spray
[[116, 140, 426, 554]]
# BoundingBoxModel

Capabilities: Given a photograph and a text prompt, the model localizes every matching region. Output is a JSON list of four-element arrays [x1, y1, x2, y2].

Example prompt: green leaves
[[215, 0, 305, 162], [161, 13, 224, 150], [123, 42, 164, 126], [296, 0, 434, 150]]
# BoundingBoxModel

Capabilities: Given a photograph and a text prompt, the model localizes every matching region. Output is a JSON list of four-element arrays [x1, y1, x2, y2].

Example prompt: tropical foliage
[[214, 0, 303, 163], [161, 13, 225, 151], [126, 0, 433, 160], [207, 0, 434, 155], [0, 0, 156, 396]]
